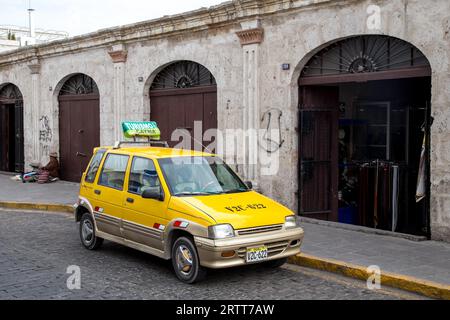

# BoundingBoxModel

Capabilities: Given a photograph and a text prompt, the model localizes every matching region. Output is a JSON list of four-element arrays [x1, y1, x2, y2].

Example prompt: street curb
[[0, 201, 73, 213], [288, 253, 450, 300]]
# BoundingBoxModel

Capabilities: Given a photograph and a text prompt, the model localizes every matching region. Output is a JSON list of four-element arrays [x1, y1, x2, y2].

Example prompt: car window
[[98, 154, 130, 191], [128, 157, 161, 195], [85, 150, 106, 183]]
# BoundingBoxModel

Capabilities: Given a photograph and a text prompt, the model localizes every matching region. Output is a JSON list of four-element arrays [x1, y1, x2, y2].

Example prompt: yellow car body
[[75, 146, 304, 282]]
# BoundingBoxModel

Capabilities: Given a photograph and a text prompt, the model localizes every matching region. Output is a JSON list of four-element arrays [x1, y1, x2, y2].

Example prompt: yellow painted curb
[[0, 201, 73, 213], [289, 253, 450, 300]]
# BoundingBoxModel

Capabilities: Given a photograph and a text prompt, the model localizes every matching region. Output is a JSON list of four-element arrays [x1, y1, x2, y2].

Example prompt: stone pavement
[[0, 209, 420, 300], [0, 172, 449, 287]]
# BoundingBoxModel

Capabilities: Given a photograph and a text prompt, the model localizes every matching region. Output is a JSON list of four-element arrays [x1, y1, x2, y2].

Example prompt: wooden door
[[150, 86, 217, 150], [0, 103, 11, 172], [14, 101, 24, 172], [59, 95, 100, 182], [299, 86, 339, 221]]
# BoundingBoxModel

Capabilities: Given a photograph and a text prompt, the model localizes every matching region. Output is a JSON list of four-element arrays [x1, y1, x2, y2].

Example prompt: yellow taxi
[[74, 122, 304, 283]]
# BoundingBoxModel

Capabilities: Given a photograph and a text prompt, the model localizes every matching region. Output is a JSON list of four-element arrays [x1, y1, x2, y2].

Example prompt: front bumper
[[194, 227, 304, 269]]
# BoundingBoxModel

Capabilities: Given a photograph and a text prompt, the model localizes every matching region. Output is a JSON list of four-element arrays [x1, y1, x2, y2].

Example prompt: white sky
[[0, 0, 226, 36]]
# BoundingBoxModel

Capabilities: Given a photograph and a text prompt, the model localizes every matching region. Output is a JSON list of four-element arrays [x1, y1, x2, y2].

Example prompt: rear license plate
[[246, 246, 268, 263]]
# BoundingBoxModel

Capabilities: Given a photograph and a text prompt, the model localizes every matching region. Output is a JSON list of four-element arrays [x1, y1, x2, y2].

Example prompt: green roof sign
[[122, 121, 161, 140]]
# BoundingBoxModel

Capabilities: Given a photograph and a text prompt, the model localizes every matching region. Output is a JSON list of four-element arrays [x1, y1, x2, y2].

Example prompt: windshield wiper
[[175, 192, 210, 197], [225, 188, 249, 194], [175, 189, 248, 196]]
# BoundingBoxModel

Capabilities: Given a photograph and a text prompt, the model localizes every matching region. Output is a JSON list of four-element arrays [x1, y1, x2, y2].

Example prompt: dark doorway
[[58, 74, 100, 182], [298, 35, 432, 237], [150, 61, 217, 150], [0, 84, 24, 173]]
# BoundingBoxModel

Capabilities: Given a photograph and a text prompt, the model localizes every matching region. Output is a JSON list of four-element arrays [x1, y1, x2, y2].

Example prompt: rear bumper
[[194, 227, 304, 269]]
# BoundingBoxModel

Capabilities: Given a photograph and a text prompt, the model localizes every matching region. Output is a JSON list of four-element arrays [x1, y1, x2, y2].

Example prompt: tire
[[263, 258, 288, 268], [79, 212, 103, 250], [171, 236, 206, 284]]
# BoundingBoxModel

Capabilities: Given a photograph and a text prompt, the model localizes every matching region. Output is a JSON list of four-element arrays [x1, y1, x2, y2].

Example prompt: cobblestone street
[[0, 209, 425, 300]]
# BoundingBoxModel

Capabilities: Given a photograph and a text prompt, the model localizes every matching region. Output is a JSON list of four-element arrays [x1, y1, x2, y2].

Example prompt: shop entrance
[[298, 35, 432, 237], [0, 83, 24, 173]]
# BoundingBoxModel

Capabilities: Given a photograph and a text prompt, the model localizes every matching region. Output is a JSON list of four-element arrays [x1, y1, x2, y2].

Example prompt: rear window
[[85, 150, 106, 183]]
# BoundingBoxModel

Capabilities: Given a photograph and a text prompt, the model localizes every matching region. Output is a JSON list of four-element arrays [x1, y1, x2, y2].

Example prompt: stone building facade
[[0, 0, 449, 241]]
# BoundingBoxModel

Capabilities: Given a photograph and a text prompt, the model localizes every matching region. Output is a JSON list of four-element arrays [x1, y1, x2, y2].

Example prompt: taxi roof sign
[[122, 121, 161, 140]]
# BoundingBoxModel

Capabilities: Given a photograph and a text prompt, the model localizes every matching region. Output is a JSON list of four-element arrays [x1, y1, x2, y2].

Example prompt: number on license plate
[[246, 246, 268, 263]]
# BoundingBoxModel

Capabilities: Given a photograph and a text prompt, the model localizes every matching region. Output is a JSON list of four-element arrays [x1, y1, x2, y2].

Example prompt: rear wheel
[[79, 213, 103, 250], [171, 237, 206, 284]]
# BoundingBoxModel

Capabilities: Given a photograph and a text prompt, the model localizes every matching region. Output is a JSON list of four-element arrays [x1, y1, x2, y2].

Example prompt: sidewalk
[[301, 222, 450, 286], [0, 172, 449, 297], [0, 173, 79, 206]]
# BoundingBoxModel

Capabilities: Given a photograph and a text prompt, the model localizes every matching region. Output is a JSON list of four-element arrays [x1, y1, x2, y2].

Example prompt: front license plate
[[246, 246, 268, 263]]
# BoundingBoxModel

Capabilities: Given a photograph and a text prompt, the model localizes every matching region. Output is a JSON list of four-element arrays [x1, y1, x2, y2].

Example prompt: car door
[[79, 148, 107, 210], [122, 156, 169, 251], [94, 153, 130, 238]]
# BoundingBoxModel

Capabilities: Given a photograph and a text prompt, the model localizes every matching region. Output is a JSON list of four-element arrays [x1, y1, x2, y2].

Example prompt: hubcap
[[81, 219, 94, 245], [176, 245, 194, 276]]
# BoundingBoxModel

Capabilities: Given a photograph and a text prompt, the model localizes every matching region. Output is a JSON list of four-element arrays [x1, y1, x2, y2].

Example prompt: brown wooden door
[[150, 86, 217, 150], [0, 103, 11, 172], [14, 101, 24, 172], [59, 95, 100, 182], [299, 86, 339, 221]]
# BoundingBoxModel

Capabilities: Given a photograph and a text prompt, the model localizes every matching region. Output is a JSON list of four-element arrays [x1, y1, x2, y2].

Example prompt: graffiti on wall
[[39, 115, 53, 157], [39, 116, 52, 143], [260, 108, 285, 154]]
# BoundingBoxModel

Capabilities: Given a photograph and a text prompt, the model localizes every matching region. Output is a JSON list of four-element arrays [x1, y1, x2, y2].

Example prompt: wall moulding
[[236, 27, 264, 46], [108, 50, 128, 63], [28, 63, 41, 74]]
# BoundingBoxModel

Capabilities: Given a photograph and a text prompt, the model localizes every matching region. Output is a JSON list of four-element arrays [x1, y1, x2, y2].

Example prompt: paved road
[[0, 209, 425, 300]]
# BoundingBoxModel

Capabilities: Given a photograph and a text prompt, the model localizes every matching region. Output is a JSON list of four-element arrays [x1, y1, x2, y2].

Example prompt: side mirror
[[245, 181, 253, 190], [142, 187, 164, 201]]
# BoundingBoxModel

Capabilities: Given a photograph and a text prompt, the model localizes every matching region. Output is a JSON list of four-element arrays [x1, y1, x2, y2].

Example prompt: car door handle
[[94, 190, 101, 195], [126, 198, 134, 204]]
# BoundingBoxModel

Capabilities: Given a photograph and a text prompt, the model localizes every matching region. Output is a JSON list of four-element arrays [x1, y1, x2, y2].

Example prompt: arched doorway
[[58, 74, 100, 182], [0, 83, 24, 173], [298, 35, 432, 237], [149, 60, 217, 150]]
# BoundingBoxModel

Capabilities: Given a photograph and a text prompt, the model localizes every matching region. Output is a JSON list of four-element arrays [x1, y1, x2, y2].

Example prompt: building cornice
[[0, 0, 337, 67]]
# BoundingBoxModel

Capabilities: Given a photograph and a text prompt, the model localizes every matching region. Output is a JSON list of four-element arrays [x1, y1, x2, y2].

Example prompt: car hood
[[177, 191, 293, 230]]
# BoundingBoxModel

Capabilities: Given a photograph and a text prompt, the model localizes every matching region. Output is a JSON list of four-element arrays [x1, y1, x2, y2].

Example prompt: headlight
[[208, 224, 235, 239], [285, 215, 300, 229]]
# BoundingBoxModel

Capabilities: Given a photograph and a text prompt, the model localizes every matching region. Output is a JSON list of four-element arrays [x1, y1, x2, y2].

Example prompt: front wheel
[[171, 237, 206, 284], [79, 213, 103, 250]]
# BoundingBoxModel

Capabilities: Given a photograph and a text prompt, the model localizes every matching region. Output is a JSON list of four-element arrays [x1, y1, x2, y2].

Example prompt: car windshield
[[158, 157, 249, 196]]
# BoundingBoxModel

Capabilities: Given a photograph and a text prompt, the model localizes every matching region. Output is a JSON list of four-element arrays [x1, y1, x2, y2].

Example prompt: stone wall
[[0, 0, 449, 241]]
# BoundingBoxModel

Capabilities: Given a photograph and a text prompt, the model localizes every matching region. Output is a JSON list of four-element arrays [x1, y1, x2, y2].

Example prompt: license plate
[[246, 246, 268, 263]]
